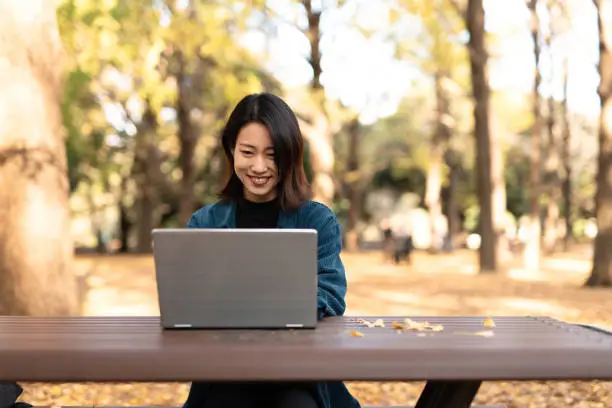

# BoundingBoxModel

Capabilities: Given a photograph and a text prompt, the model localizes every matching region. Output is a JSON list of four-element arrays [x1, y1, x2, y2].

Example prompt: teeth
[[251, 177, 268, 185]]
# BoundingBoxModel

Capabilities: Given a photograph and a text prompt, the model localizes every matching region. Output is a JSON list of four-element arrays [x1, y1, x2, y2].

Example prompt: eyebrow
[[238, 142, 274, 151]]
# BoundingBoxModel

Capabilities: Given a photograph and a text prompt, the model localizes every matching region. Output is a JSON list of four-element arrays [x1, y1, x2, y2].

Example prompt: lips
[[248, 176, 271, 186]]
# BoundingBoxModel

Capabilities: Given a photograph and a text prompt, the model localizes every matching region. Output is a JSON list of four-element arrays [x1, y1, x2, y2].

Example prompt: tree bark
[[543, 30, 561, 254], [344, 118, 361, 252], [303, 0, 335, 207], [586, 0, 612, 287], [524, 0, 543, 271], [0, 0, 79, 315], [466, 0, 498, 272], [176, 50, 201, 227], [543, 93, 561, 254], [133, 101, 159, 253], [444, 149, 462, 250], [427, 71, 451, 252], [561, 56, 573, 249]]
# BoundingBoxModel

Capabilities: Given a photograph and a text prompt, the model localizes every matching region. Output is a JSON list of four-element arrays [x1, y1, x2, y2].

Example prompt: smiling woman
[[219, 93, 311, 211], [184, 92, 360, 408], [231, 122, 279, 202]]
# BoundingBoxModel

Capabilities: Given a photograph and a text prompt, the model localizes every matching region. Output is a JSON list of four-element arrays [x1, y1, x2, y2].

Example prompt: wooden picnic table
[[1, 315, 611, 408]]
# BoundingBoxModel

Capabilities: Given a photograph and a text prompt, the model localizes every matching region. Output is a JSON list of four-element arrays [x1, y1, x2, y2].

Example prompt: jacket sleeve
[[314, 209, 348, 319]]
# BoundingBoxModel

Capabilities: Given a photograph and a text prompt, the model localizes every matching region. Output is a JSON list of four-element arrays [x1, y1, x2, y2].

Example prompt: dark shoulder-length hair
[[218, 92, 311, 211]]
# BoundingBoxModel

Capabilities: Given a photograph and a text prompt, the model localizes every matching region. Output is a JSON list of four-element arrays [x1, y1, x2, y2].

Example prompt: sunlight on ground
[[74, 246, 611, 331]]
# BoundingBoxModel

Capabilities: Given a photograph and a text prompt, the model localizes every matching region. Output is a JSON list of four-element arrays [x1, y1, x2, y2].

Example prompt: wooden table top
[[1, 315, 611, 382]]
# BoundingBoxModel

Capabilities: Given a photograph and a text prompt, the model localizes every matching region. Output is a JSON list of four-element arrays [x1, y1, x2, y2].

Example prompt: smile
[[248, 176, 271, 186]]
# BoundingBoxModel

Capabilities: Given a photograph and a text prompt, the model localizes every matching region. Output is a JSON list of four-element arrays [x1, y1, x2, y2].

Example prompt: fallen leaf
[[483, 317, 496, 328], [374, 318, 385, 327], [392, 321, 405, 329], [358, 318, 375, 328], [350, 330, 364, 337], [403, 318, 444, 332]]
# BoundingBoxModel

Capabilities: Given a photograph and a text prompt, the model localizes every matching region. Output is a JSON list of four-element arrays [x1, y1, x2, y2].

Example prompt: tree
[[0, 0, 79, 315], [392, 0, 476, 252], [524, 0, 543, 270], [542, 0, 567, 254], [586, 0, 612, 287], [452, 0, 500, 272], [561, 56, 573, 249], [299, 0, 337, 207], [343, 117, 362, 251]]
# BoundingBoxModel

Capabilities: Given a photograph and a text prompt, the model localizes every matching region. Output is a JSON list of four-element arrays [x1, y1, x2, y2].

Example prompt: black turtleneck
[[235, 195, 280, 228]]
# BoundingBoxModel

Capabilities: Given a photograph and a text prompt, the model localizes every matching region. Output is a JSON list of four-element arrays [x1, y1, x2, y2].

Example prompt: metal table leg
[[414, 380, 482, 408]]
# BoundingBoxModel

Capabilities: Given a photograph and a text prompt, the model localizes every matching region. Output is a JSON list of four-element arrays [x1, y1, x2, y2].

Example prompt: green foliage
[[371, 162, 427, 202], [61, 68, 94, 192], [504, 146, 530, 218]]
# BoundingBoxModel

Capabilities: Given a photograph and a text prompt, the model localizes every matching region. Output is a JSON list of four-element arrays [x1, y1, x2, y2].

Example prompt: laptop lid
[[152, 228, 318, 329]]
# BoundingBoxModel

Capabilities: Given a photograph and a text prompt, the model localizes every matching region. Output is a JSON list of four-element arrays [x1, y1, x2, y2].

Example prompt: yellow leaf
[[350, 330, 364, 337], [483, 317, 496, 328], [403, 318, 444, 332]]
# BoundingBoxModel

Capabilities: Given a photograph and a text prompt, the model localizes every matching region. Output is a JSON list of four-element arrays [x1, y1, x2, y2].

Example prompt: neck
[[242, 190, 277, 204]]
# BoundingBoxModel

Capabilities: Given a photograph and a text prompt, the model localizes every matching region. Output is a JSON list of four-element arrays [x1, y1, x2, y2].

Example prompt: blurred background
[[0, 0, 611, 406]]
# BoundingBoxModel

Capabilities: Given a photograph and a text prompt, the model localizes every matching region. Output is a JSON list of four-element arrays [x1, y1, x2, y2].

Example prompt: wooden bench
[[1, 315, 611, 408]]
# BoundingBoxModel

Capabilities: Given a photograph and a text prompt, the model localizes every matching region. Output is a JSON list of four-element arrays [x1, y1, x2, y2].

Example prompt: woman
[[184, 92, 361, 408]]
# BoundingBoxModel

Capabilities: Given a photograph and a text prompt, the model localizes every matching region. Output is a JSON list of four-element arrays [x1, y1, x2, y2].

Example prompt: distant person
[[380, 218, 413, 265], [391, 225, 414, 265], [380, 217, 395, 263], [183, 93, 360, 408]]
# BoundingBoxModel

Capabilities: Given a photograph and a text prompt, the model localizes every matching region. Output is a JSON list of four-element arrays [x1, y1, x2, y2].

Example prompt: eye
[[240, 150, 253, 156]]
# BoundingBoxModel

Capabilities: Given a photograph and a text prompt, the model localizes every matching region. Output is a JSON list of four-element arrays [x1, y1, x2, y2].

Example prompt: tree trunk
[[561, 56, 573, 250], [303, 0, 335, 207], [344, 118, 361, 252], [491, 120, 508, 264], [543, 94, 561, 254], [525, 0, 543, 271], [117, 173, 131, 253], [586, 0, 612, 287], [444, 149, 462, 250], [176, 51, 200, 226], [0, 0, 79, 316], [466, 0, 497, 272], [427, 72, 451, 252], [133, 101, 159, 253], [543, 1, 563, 255], [543, 92, 561, 253]]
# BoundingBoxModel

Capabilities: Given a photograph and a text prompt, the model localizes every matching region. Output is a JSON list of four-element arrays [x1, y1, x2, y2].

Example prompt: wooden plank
[[0, 316, 610, 382]]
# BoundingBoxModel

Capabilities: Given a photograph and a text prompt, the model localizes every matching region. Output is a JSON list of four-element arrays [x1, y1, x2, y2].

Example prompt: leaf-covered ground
[[19, 246, 612, 407]]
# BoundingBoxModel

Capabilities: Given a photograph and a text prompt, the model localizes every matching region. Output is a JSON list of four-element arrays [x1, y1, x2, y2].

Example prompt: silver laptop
[[152, 228, 318, 329]]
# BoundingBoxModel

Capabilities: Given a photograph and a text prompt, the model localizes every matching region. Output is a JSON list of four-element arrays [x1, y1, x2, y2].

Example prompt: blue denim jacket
[[184, 199, 360, 408]]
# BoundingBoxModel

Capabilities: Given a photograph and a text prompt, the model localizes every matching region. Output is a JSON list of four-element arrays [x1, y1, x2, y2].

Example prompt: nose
[[251, 155, 267, 173]]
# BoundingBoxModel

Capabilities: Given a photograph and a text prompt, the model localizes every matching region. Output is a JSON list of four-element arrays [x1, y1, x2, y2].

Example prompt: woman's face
[[233, 122, 279, 202]]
